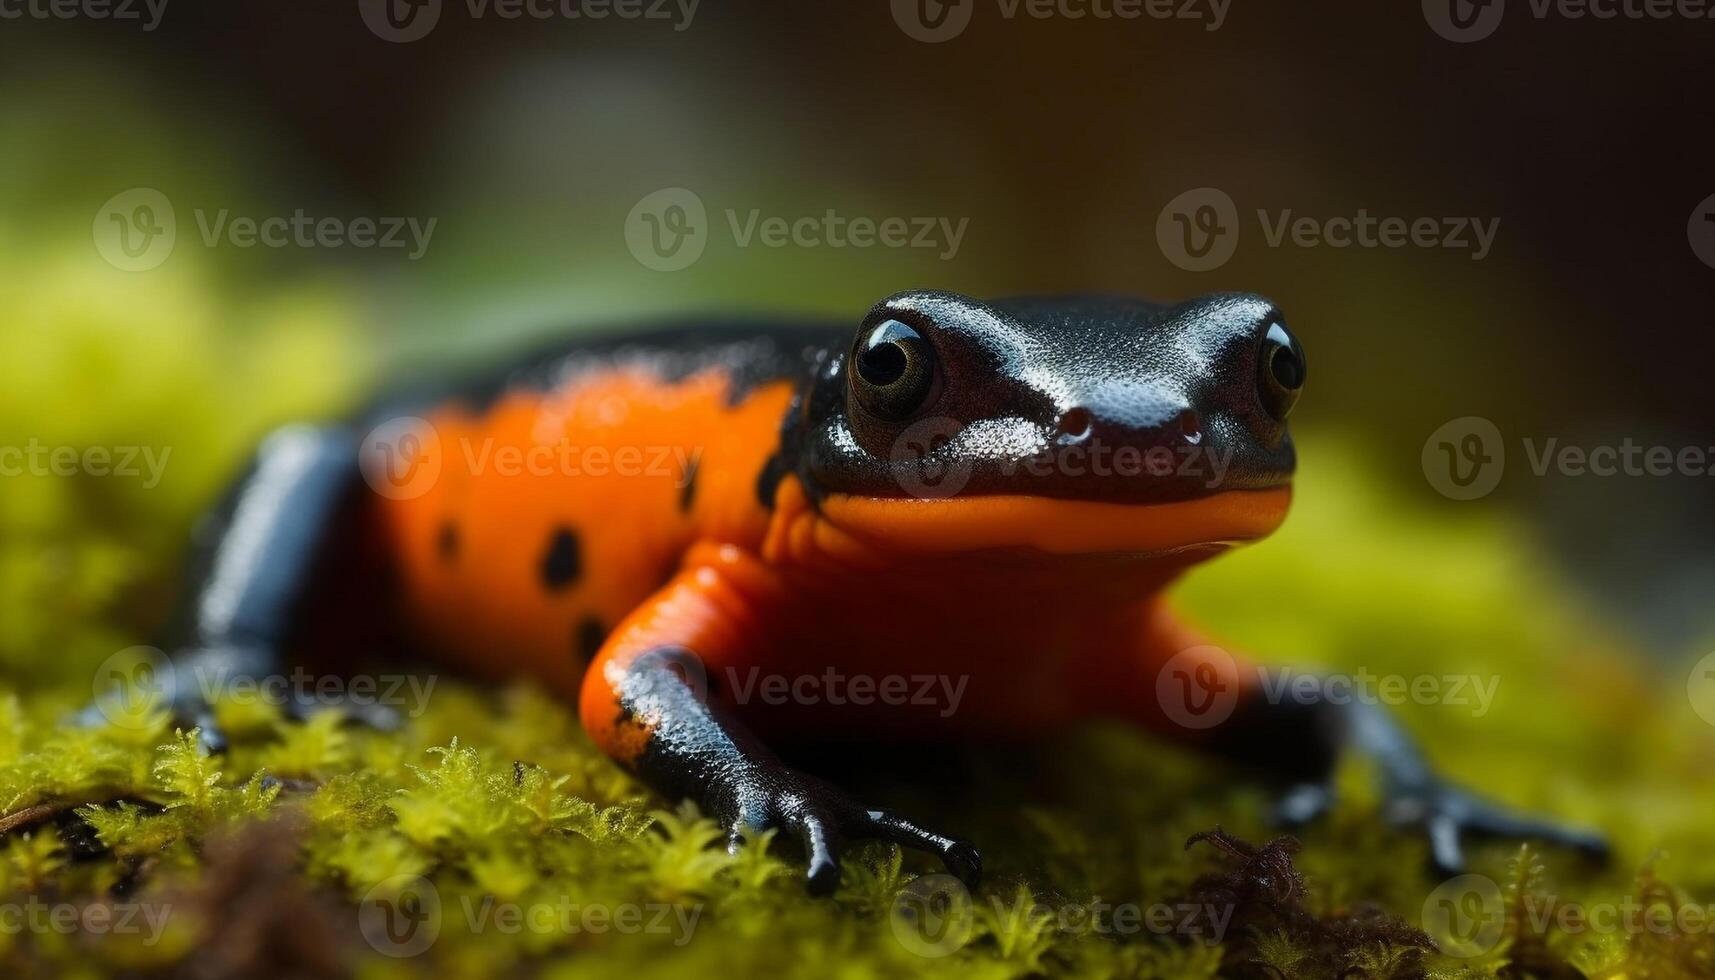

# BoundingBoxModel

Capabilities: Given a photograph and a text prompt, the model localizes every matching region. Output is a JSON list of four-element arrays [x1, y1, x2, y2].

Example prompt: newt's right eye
[[1256, 320, 1306, 422], [849, 319, 940, 421]]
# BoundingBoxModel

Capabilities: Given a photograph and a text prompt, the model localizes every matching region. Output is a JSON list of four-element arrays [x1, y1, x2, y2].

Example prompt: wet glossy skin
[[149, 289, 1607, 895], [793, 290, 1299, 504]]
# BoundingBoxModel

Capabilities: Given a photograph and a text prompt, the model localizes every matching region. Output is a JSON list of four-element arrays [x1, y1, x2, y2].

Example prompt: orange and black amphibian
[[164, 290, 1607, 894]]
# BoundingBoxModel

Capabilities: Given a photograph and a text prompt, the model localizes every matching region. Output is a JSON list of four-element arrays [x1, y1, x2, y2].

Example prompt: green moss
[[1, 245, 1713, 977]]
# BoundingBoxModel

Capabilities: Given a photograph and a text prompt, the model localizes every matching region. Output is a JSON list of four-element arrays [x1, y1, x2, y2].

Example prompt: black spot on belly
[[575, 616, 607, 663], [437, 521, 459, 562], [679, 457, 699, 513], [540, 528, 581, 591]]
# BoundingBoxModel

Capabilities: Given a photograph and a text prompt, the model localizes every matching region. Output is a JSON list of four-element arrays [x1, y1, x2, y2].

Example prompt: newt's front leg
[[1096, 601, 1609, 875], [578, 552, 981, 895]]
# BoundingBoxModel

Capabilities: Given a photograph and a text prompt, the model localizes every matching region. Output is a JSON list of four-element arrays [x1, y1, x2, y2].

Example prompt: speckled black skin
[[90, 290, 1609, 895]]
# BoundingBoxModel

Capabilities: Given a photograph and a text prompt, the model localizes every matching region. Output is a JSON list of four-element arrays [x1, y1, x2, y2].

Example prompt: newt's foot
[[1386, 781, 1609, 876], [709, 763, 982, 896], [1272, 778, 1609, 875]]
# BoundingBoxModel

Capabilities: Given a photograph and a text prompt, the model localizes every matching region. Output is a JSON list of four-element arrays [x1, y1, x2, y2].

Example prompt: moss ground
[[2, 258, 1713, 979]]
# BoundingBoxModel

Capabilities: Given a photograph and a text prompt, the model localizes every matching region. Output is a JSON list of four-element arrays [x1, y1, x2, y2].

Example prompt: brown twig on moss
[[1181, 827, 1436, 980]]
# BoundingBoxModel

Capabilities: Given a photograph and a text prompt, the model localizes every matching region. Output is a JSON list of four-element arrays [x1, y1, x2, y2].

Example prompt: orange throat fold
[[812, 486, 1293, 557]]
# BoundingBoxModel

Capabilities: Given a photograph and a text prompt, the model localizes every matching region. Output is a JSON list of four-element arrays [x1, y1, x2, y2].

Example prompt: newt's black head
[[790, 290, 1303, 554]]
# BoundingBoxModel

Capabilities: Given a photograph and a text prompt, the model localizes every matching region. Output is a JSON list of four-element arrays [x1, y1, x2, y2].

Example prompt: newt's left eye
[[1257, 321, 1306, 422], [850, 319, 940, 421]]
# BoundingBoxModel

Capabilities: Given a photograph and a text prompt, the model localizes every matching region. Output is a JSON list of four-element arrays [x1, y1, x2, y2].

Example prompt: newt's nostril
[[1178, 409, 1203, 444], [1056, 407, 1094, 441]]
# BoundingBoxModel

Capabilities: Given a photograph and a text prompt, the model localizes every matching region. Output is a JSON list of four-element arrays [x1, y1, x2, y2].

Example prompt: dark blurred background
[[2, 0, 1712, 652]]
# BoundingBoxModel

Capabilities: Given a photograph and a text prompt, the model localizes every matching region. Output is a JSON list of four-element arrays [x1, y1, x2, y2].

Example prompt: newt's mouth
[[816, 486, 1292, 556]]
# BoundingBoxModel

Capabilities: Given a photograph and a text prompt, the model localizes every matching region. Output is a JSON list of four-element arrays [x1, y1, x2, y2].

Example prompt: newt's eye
[[1257, 321, 1306, 422], [850, 319, 939, 421]]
